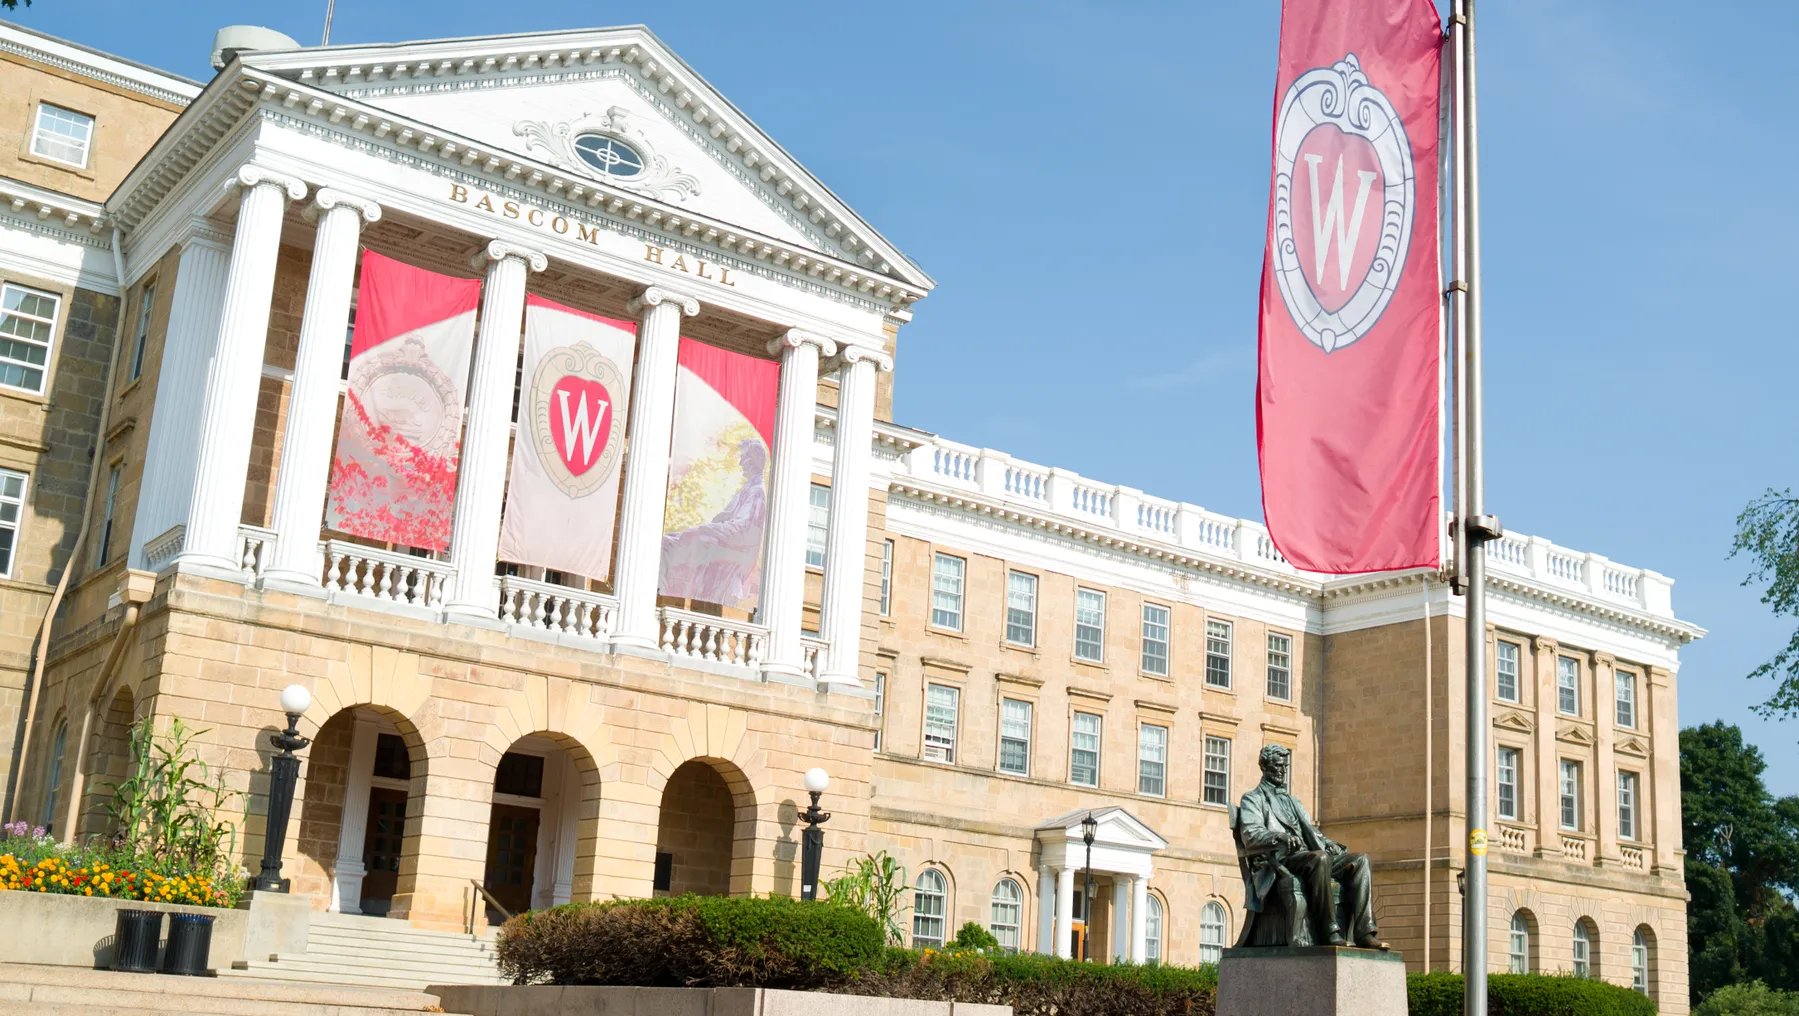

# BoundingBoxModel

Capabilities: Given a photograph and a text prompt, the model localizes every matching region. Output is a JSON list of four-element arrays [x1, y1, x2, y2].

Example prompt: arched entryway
[[654, 758, 756, 897], [292, 705, 427, 916], [479, 733, 597, 921], [74, 684, 136, 839]]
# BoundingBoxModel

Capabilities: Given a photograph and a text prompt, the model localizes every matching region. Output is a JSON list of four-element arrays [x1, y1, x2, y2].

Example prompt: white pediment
[[1034, 807, 1166, 878]]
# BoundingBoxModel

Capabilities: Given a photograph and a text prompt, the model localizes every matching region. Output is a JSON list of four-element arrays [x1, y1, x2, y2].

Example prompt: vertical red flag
[[1257, 0, 1443, 573]]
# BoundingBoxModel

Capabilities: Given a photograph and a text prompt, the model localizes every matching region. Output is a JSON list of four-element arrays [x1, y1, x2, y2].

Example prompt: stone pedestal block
[[240, 890, 312, 962], [1217, 946, 1406, 1016]]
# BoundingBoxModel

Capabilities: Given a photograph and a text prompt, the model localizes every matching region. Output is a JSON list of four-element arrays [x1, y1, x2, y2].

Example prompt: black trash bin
[[161, 912, 215, 976], [112, 909, 163, 973]]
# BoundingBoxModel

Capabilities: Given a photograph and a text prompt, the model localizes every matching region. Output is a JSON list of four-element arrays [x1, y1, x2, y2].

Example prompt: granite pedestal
[[1216, 946, 1406, 1016]]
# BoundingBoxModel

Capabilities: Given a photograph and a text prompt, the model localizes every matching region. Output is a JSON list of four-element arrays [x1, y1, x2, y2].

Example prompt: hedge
[[851, 948, 1218, 1016], [1407, 972, 1657, 1016], [1694, 982, 1799, 1016]]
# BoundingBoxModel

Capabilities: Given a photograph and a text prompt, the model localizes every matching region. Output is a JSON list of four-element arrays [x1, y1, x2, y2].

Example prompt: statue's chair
[[1229, 804, 1343, 948]]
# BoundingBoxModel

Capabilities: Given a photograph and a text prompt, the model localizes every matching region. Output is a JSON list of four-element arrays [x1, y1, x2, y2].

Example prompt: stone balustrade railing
[[499, 574, 617, 641], [1560, 835, 1591, 862], [237, 525, 275, 581], [323, 540, 454, 608], [801, 637, 828, 681], [1482, 531, 1673, 618], [1618, 844, 1648, 871], [659, 607, 766, 668], [1496, 824, 1531, 856]]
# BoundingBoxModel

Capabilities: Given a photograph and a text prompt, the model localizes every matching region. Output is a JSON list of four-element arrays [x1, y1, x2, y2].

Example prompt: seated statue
[[1231, 744, 1387, 950]]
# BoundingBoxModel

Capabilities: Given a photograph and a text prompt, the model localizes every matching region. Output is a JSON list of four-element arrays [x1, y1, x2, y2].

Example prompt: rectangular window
[[0, 284, 61, 394], [96, 464, 121, 566], [1203, 735, 1232, 805], [879, 539, 893, 615], [1005, 571, 1037, 646], [872, 673, 886, 753], [1557, 656, 1580, 715], [1560, 760, 1582, 831], [1616, 670, 1637, 728], [999, 698, 1032, 775], [1138, 723, 1168, 797], [1074, 588, 1106, 662], [1497, 746, 1520, 821], [1205, 619, 1233, 689], [923, 683, 959, 763], [1141, 603, 1170, 676], [805, 483, 830, 568], [1496, 641, 1520, 702], [1618, 771, 1638, 841], [0, 469, 24, 578], [129, 282, 155, 382], [1266, 632, 1293, 701], [930, 553, 965, 631], [1070, 711, 1101, 787], [31, 103, 93, 167]]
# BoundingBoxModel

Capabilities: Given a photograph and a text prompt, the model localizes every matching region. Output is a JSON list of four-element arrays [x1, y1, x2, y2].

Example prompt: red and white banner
[[326, 252, 480, 551], [496, 296, 637, 579], [658, 338, 779, 612], [1257, 0, 1443, 573]]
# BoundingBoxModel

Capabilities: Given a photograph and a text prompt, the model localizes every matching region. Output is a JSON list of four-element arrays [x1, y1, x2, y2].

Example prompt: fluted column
[[1036, 864, 1055, 954], [177, 165, 307, 572], [443, 241, 547, 618], [611, 286, 700, 649], [759, 329, 835, 679], [1054, 865, 1075, 959], [264, 189, 381, 588], [817, 344, 892, 688], [1130, 876, 1150, 963]]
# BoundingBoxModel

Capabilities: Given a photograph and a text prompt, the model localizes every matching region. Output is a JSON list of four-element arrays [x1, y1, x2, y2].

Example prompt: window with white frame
[[96, 463, 121, 566], [1618, 770, 1639, 841], [129, 281, 155, 382], [1199, 901, 1227, 965], [1497, 746, 1520, 821], [1632, 928, 1650, 994], [1070, 711, 1101, 787], [0, 469, 27, 578], [1497, 640, 1520, 702], [931, 553, 965, 630], [1616, 670, 1637, 728], [0, 284, 61, 394], [1006, 571, 1037, 646], [31, 103, 93, 167], [924, 684, 959, 763], [1560, 760, 1582, 831], [1203, 735, 1231, 805], [1141, 603, 1170, 676], [1138, 723, 1168, 797], [1509, 912, 1531, 973], [42, 718, 67, 830], [999, 698, 1032, 775], [1572, 921, 1592, 979], [1266, 632, 1292, 700], [913, 869, 947, 948], [1074, 588, 1106, 662], [1205, 619, 1233, 688], [879, 539, 893, 615], [1144, 895, 1163, 963], [990, 878, 1023, 953], [872, 673, 886, 752], [1557, 655, 1580, 715], [805, 484, 830, 568]]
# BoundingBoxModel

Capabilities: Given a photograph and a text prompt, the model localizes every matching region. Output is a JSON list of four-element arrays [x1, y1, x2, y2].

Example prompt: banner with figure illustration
[[658, 338, 779, 612], [325, 252, 480, 551], [496, 295, 638, 579]]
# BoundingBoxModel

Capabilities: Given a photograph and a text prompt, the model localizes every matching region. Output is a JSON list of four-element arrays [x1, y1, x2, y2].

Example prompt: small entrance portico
[[1034, 808, 1167, 962]]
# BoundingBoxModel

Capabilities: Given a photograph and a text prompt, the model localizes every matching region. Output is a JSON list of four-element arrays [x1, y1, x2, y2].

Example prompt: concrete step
[[237, 953, 506, 982], [0, 963, 459, 1015], [221, 962, 505, 992], [305, 933, 498, 960]]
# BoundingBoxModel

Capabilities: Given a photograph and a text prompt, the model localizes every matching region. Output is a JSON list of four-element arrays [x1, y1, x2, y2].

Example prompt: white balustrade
[[1255, 531, 1287, 564], [498, 574, 617, 641], [1604, 567, 1639, 600], [323, 540, 454, 608], [801, 637, 829, 680], [1071, 484, 1111, 517], [931, 444, 978, 486], [1005, 464, 1048, 502], [659, 607, 767, 669], [1136, 499, 1176, 535], [1546, 550, 1584, 585], [1485, 533, 1529, 567], [237, 525, 275, 582]]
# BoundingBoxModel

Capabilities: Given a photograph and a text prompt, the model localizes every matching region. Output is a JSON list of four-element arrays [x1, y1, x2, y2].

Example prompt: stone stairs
[[0, 963, 464, 1015], [220, 911, 508, 992]]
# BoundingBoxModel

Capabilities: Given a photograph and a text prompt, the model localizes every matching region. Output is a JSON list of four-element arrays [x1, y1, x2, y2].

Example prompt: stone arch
[[655, 756, 758, 897], [1572, 913, 1601, 979], [1200, 894, 1234, 964], [477, 729, 603, 918], [910, 863, 953, 947], [77, 683, 137, 838], [990, 870, 1031, 953], [289, 702, 431, 912], [1508, 907, 1540, 973], [1631, 923, 1657, 997]]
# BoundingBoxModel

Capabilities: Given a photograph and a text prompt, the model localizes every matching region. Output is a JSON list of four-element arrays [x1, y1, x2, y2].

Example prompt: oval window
[[572, 134, 644, 179]]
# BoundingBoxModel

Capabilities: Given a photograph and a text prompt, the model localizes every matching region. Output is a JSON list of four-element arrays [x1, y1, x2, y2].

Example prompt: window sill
[[927, 625, 967, 642], [17, 148, 97, 181], [114, 376, 143, 400], [1138, 670, 1174, 683], [1070, 655, 1107, 670], [1203, 684, 1238, 697], [1000, 640, 1038, 657]]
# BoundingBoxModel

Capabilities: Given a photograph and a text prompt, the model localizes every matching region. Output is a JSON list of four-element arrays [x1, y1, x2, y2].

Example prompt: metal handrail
[[470, 879, 514, 923]]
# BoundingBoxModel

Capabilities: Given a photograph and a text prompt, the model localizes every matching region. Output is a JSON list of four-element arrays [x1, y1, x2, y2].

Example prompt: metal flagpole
[[321, 0, 337, 46]]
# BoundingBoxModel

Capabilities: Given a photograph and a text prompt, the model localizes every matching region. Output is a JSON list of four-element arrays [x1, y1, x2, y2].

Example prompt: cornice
[[0, 25, 201, 106], [0, 175, 109, 238]]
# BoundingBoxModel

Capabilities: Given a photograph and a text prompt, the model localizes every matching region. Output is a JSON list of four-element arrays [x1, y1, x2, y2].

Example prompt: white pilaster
[[331, 716, 379, 914], [759, 329, 835, 679], [1036, 865, 1055, 955], [1054, 865, 1075, 960], [1130, 876, 1149, 963], [444, 241, 547, 618], [817, 345, 892, 687], [611, 285, 700, 650], [177, 165, 307, 572], [264, 189, 381, 588], [1112, 877, 1132, 962]]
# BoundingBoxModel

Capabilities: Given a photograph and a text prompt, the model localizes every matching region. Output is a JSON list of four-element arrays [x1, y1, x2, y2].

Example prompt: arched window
[[1509, 911, 1531, 973], [1632, 927, 1653, 995], [41, 719, 67, 831], [1144, 895, 1164, 964], [990, 878, 1023, 953], [1200, 901, 1227, 964], [1572, 920, 1593, 979], [913, 869, 947, 949]]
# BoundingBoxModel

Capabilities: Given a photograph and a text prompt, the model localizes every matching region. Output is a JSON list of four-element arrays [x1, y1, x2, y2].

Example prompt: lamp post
[[798, 767, 831, 901], [254, 684, 312, 893], [1080, 811, 1097, 962]]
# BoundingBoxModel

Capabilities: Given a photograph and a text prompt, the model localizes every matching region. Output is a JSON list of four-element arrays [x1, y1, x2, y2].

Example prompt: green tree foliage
[[1733, 488, 1799, 716], [947, 921, 999, 952], [1407, 972, 1655, 1016], [1694, 982, 1799, 1016]]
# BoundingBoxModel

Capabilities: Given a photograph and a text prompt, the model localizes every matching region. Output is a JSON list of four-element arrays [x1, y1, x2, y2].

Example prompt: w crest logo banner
[[326, 252, 479, 551], [1257, 0, 1443, 573], [497, 295, 637, 578]]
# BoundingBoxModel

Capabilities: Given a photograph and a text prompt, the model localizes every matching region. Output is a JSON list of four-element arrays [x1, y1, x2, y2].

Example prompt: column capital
[[769, 328, 836, 358], [827, 343, 893, 373], [629, 285, 701, 317], [1592, 651, 1617, 668], [473, 240, 548, 273], [307, 188, 383, 224], [174, 214, 233, 253], [1532, 635, 1560, 656], [229, 163, 307, 203]]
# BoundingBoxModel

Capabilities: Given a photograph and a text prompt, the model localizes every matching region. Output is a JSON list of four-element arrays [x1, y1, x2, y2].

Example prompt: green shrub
[[853, 948, 1218, 1016], [496, 895, 884, 988], [1696, 982, 1799, 1016], [948, 922, 999, 952], [1408, 972, 1656, 1016]]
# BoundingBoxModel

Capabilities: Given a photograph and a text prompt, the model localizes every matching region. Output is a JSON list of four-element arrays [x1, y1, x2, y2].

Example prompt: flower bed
[[0, 821, 237, 909]]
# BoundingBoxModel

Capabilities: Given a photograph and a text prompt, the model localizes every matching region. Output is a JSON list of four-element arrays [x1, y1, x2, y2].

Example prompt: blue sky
[[20, 1, 1796, 792]]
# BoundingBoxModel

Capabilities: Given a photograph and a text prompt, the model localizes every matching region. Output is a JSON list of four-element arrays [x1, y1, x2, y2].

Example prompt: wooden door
[[359, 788, 407, 913], [484, 804, 540, 918]]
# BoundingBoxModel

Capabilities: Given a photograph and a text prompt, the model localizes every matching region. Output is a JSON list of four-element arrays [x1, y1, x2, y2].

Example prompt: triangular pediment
[[1494, 711, 1535, 734], [1035, 806, 1169, 852], [1616, 736, 1649, 758], [1556, 723, 1597, 746]]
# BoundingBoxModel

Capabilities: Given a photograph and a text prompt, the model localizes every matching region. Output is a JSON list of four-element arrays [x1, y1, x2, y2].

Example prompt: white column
[[177, 165, 307, 572], [331, 716, 378, 913], [264, 189, 381, 588], [817, 345, 892, 688], [1130, 875, 1150, 963], [1036, 864, 1056, 955], [1112, 877, 1132, 962], [611, 286, 700, 649], [444, 241, 547, 618], [759, 329, 834, 678], [1054, 865, 1075, 959]]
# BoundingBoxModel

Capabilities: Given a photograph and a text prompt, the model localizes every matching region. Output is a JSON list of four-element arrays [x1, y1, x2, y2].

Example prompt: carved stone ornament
[[513, 106, 702, 203]]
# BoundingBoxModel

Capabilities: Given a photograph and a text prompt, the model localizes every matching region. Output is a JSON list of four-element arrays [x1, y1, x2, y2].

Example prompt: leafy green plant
[[99, 717, 240, 894], [1696, 981, 1799, 1016], [821, 851, 909, 945], [854, 949, 1217, 1016], [947, 921, 998, 952], [1407, 972, 1656, 1016]]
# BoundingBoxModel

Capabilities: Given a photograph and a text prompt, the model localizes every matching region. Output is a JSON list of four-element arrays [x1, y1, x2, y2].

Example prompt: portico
[[1034, 808, 1168, 963]]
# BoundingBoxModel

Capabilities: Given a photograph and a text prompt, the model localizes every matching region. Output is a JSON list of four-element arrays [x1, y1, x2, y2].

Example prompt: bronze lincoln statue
[[1231, 743, 1388, 949]]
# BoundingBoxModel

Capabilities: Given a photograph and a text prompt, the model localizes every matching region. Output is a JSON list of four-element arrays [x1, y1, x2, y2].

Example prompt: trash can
[[160, 912, 215, 976], [112, 909, 163, 973]]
